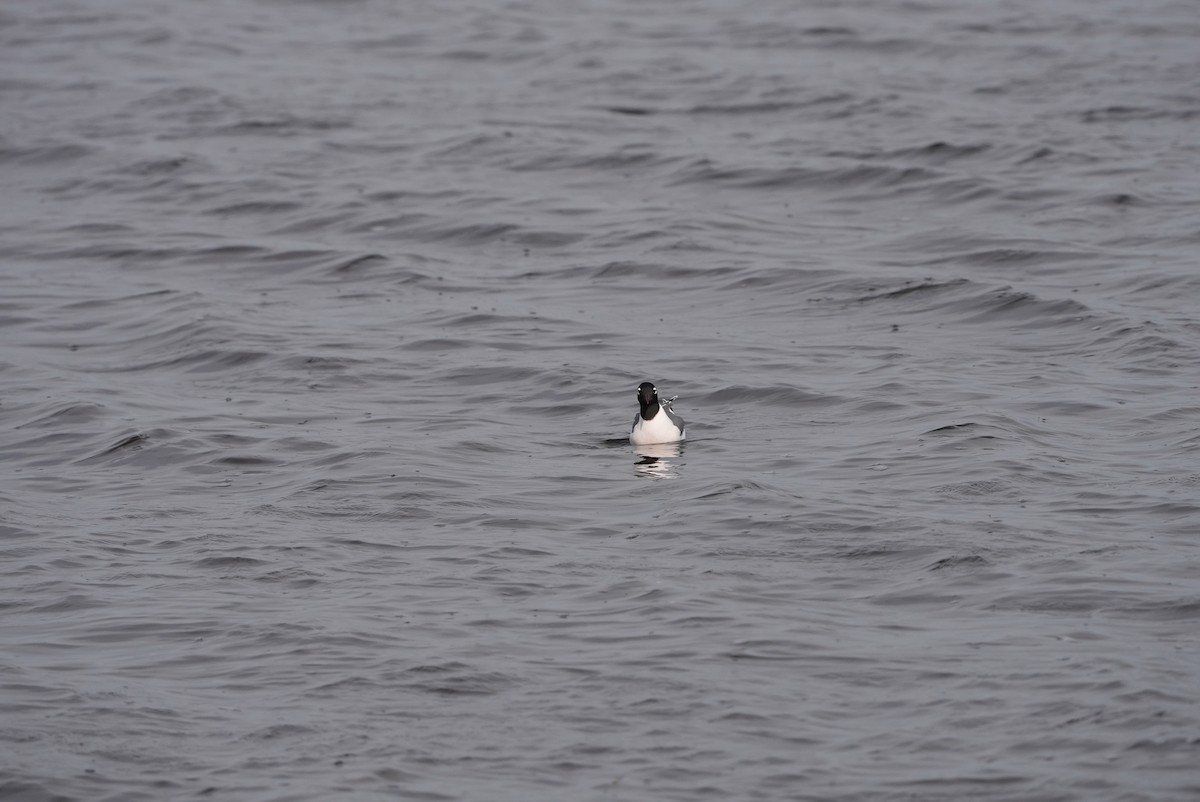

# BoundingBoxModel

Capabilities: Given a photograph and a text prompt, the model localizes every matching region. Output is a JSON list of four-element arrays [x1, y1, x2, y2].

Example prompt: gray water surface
[[2, 0, 1199, 800]]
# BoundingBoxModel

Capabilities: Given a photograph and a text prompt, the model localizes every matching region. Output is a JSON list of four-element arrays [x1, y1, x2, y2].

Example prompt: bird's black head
[[637, 382, 659, 418]]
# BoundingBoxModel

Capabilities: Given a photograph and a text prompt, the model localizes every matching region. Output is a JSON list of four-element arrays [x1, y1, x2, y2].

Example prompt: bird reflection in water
[[633, 441, 682, 478]]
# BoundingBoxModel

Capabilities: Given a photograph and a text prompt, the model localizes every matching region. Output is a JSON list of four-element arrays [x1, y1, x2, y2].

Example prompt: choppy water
[[3, 0, 1200, 800]]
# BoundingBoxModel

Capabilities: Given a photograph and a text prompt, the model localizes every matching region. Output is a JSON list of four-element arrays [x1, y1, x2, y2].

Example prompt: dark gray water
[[3, 0, 1199, 800]]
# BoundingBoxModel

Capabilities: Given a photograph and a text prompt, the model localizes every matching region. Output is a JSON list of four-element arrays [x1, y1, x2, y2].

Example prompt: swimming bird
[[630, 381, 685, 445]]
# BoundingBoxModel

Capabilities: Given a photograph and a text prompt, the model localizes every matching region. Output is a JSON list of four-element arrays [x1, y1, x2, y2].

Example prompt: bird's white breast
[[630, 410, 685, 445]]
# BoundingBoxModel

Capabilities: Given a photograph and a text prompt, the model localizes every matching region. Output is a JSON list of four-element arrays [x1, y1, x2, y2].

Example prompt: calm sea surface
[[2, 0, 1199, 800]]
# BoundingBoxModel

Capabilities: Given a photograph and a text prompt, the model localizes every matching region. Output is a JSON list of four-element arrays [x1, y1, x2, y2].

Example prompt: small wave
[[396, 663, 518, 696], [205, 200, 305, 216], [122, 155, 201, 176], [668, 158, 942, 190], [700, 384, 836, 408], [928, 554, 991, 572], [830, 141, 992, 164], [16, 402, 109, 429], [401, 337, 472, 352], [1114, 597, 1200, 621], [0, 142, 94, 166], [209, 454, 279, 467], [589, 260, 741, 282], [1082, 105, 1200, 123], [842, 278, 1096, 328], [511, 145, 681, 173], [714, 266, 840, 292], [73, 428, 207, 468], [210, 115, 352, 136], [90, 432, 147, 458], [31, 594, 105, 613], [918, 248, 1097, 269], [192, 555, 268, 568], [854, 278, 969, 303]]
